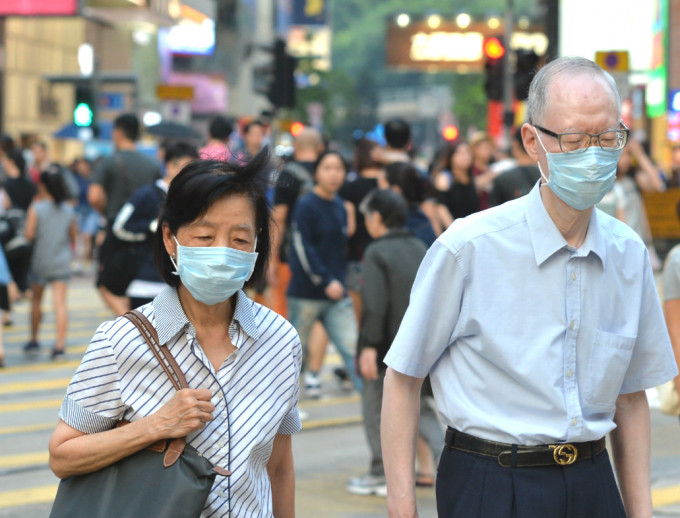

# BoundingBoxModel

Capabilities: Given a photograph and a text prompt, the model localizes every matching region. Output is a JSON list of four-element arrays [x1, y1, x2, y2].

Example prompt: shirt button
[[566, 370, 573, 378], [571, 272, 576, 281], [218, 490, 228, 498], [569, 321, 575, 330], [571, 417, 578, 426]]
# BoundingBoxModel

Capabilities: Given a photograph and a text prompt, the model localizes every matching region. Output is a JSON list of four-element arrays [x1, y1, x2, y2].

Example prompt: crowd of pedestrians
[[3, 57, 680, 517]]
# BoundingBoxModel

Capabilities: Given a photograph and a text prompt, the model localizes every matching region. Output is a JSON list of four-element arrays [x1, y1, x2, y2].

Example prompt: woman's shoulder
[[249, 299, 300, 345]]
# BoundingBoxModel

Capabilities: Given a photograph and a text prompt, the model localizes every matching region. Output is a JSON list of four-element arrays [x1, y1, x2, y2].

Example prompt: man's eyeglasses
[[533, 123, 629, 153]]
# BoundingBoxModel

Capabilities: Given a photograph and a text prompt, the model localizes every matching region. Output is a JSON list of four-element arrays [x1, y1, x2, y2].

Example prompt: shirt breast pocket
[[583, 330, 636, 409]]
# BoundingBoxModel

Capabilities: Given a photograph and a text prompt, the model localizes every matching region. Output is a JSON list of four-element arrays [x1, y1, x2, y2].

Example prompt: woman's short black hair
[[154, 147, 272, 290], [40, 167, 70, 204], [384, 161, 426, 206], [362, 188, 407, 229], [312, 149, 347, 177]]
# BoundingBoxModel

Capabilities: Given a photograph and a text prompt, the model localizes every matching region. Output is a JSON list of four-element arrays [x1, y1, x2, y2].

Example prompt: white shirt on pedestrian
[[385, 182, 677, 446]]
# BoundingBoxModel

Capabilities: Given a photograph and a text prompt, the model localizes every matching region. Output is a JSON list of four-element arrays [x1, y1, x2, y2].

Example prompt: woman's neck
[[313, 185, 336, 200], [177, 285, 234, 329]]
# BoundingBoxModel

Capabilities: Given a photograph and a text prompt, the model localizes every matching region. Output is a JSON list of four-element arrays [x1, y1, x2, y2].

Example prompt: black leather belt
[[445, 428, 606, 468]]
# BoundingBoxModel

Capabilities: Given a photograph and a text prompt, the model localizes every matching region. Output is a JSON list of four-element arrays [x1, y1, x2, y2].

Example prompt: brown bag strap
[[124, 309, 188, 391]]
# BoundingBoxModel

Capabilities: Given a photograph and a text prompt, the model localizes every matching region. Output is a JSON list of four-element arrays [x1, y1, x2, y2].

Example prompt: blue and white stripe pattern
[[59, 286, 302, 517]]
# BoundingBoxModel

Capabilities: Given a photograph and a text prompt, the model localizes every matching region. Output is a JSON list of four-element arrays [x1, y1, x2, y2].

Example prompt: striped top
[[59, 287, 302, 517]]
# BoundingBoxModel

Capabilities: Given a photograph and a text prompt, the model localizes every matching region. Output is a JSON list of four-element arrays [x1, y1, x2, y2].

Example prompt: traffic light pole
[[502, 0, 515, 148]]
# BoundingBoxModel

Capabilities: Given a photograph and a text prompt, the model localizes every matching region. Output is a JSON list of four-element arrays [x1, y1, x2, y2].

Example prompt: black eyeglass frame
[[533, 122, 630, 153]]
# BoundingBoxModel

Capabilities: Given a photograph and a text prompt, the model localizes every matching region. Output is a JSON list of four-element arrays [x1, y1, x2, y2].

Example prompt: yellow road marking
[[0, 399, 62, 414], [0, 485, 58, 508], [0, 451, 48, 469], [299, 394, 360, 409], [0, 378, 71, 394], [0, 423, 54, 436], [0, 360, 80, 374], [652, 483, 680, 507], [302, 416, 362, 430]]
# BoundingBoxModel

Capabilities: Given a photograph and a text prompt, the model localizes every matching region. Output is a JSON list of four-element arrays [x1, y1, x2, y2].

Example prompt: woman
[[380, 162, 437, 247], [339, 138, 383, 325], [433, 141, 480, 228], [469, 131, 496, 210], [24, 168, 77, 359], [287, 150, 362, 397], [49, 150, 301, 518]]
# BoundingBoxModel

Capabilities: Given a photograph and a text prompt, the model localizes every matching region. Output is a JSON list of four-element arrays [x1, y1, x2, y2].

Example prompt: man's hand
[[324, 280, 344, 300], [359, 348, 378, 380]]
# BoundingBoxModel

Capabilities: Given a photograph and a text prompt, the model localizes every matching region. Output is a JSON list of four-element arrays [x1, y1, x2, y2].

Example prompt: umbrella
[[145, 120, 202, 139], [53, 120, 113, 140]]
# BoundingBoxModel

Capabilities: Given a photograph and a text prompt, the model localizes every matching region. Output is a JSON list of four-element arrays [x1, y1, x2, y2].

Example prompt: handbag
[[658, 380, 680, 416], [49, 309, 230, 518]]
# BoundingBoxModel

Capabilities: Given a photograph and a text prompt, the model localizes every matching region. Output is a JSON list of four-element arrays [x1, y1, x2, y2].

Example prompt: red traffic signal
[[290, 121, 305, 137], [483, 37, 506, 60], [442, 124, 459, 141]]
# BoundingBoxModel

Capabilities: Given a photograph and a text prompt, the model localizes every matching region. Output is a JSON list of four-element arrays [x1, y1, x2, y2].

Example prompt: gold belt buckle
[[549, 444, 578, 465]]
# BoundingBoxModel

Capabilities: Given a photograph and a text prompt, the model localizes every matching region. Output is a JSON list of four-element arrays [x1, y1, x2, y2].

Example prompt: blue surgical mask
[[170, 236, 258, 305], [535, 128, 622, 211]]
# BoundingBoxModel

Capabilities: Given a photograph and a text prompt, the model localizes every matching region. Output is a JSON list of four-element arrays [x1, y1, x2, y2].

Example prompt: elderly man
[[381, 56, 677, 518]]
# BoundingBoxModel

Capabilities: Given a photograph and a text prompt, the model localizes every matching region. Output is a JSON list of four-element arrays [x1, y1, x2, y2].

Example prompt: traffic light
[[442, 124, 459, 141], [483, 37, 506, 101], [514, 49, 540, 101], [270, 39, 296, 109], [252, 39, 297, 109], [73, 84, 95, 127]]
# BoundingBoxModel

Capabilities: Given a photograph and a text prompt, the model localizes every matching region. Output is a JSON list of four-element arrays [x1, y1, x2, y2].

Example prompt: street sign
[[156, 84, 194, 101], [669, 89, 680, 113], [595, 51, 629, 72]]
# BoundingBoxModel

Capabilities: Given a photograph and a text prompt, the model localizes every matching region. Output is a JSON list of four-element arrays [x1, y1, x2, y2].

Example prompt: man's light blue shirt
[[385, 183, 677, 446]]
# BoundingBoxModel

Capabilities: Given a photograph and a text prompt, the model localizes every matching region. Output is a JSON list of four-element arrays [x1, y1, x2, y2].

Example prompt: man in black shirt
[[489, 127, 541, 207]]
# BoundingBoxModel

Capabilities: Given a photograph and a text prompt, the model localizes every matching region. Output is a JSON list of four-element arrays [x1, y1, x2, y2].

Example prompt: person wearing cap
[[381, 56, 677, 518]]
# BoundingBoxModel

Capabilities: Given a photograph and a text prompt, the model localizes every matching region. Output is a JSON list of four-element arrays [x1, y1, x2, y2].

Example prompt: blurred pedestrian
[[199, 115, 233, 161], [615, 138, 665, 270], [23, 167, 77, 360], [72, 158, 100, 274], [29, 141, 79, 201], [489, 127, 541, 206], [432, 141, 479, 227], [112, 142, 198, 309], [49, 150, 302, 517], [271, 127, 324, 316], [287, 150, 361, 397], [348, 189, 443, 496], [0, 245, 10, 366], [381, 56, 676, 518], [380, 162, 437, 247], [88, 113, 162, 315], [662, 201, 680, 425], [339, 138, 383, 325], [1, 148, 36, 305], [469, 131, 497, 210]]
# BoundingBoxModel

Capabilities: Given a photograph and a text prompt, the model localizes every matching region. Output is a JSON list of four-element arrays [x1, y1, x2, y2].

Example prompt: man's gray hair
[[526, 56, 621, 125]]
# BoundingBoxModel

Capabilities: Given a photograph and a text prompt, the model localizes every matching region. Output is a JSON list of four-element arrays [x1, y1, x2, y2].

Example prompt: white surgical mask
[[170, 236, 258, 305], [535, 128, 621, 211]]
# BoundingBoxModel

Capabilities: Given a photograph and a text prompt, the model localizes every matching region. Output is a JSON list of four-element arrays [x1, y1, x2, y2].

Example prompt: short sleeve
[[384, 240, 467, 378], [273, 171, 301, 208], [91, 156, 112, 188], [663, 246, 680, 301], [58, 322, 125, 434], [276, 331, 303, 435]]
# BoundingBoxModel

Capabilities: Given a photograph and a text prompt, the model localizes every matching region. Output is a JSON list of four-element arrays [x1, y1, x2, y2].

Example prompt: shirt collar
[[525, 182, 606, 267], [153, 287, 261, 345]]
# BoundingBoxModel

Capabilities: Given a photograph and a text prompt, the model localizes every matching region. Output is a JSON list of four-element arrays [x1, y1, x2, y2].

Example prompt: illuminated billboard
[[0, 0, 79, 15]]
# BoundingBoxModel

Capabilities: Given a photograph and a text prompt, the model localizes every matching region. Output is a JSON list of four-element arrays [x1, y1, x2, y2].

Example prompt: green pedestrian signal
[[74, 102, 93, 127], [73, 84, 95, 128]]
